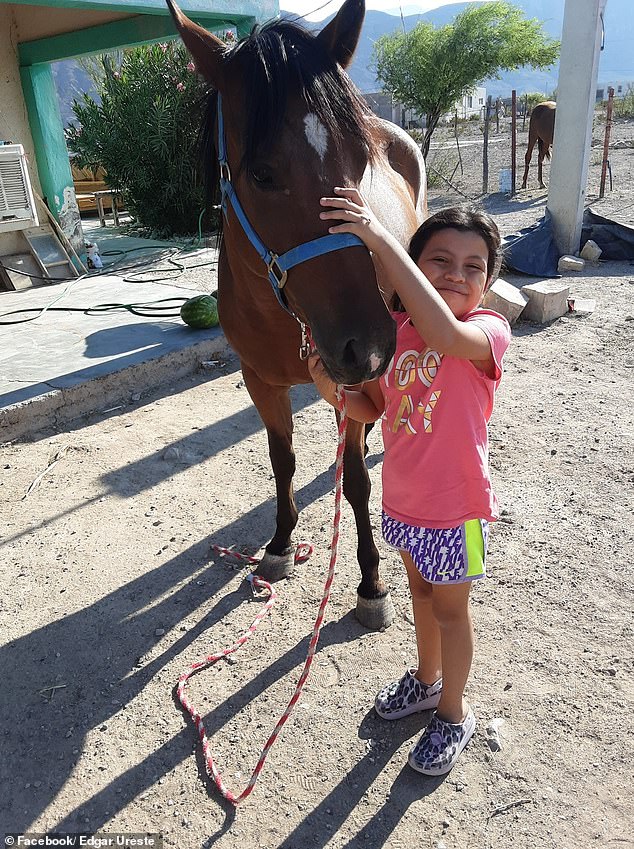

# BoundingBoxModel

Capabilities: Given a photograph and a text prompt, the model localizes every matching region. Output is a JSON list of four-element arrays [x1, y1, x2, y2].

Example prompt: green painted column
[[20, 63, 84, 259], [236, 17, 256, 40]]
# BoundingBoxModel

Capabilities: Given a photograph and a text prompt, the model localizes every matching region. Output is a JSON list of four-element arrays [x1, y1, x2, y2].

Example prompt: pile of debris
[[484, 239, 600, 325]]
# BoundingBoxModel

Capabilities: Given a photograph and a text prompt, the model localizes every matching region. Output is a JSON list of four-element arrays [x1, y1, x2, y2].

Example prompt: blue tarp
[[502, 210, 561, 278], [581, 208, 634, 260], [502, 207, 634, 278]]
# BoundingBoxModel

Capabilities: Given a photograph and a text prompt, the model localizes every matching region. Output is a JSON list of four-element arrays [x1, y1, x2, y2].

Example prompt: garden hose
[[0, 298, 189, 326], [0, 225, 218, 325]]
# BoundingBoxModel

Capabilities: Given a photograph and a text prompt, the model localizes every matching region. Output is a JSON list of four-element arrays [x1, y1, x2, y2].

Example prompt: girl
[[309, 190, 511, 776]]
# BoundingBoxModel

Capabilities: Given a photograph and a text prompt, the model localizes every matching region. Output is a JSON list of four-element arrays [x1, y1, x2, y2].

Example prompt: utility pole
[[547, 0, 607, 255]]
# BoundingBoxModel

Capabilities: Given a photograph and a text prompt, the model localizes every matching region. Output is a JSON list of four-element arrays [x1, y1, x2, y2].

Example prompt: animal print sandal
[[408, 707, 476, 775], [374, 669, 442, 720]]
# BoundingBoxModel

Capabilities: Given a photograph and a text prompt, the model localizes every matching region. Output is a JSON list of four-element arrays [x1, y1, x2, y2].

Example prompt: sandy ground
[[1, 118, 633, 848]]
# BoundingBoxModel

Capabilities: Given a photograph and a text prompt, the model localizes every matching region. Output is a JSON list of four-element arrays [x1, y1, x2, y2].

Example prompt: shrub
[[66, 43, 213, 237], [613, 85, 634, 119], [425, 148, 460, 189]]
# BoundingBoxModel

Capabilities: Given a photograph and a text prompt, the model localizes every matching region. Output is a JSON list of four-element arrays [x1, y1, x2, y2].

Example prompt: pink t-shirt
[[380, 309, 511, 528]]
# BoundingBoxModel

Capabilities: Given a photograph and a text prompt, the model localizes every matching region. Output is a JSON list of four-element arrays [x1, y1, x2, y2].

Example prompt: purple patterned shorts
[[382, 512, 488, 584]]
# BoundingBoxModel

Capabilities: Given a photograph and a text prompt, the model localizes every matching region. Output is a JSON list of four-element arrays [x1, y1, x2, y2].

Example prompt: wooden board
[[23, 230, 77, 280], [0, 253, 48, 291]]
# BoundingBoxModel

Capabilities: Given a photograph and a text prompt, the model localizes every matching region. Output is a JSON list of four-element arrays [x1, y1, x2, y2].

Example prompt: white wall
[[0, 5, 44, 256], [455, 87, 486, 120]]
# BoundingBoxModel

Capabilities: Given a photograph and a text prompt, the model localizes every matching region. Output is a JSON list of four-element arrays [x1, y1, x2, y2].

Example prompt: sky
[[279, 1, 482, 22]]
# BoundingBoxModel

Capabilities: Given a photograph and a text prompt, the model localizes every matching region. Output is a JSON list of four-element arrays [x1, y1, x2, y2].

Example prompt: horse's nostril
[[342, 337, 361, 368], [341, 339, 385, 381]]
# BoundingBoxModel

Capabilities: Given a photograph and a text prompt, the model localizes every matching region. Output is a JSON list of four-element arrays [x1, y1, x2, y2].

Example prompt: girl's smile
[[416, 229, 490, 317]]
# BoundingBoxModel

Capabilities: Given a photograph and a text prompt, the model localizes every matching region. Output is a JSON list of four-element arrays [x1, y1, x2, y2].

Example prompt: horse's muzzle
[[317, 328, 396, 386]]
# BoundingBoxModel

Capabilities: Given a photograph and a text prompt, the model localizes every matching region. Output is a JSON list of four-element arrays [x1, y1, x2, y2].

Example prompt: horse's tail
[[539, 136, 552, 161]]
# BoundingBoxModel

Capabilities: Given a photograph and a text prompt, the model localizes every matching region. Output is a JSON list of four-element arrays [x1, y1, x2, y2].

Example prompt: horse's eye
[[251, 166, 273, 185]]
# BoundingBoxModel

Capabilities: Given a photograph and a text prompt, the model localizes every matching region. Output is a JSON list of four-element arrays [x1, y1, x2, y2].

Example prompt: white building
[[363, 91, 405, 125], [364, 86, 487, 128], [596, 80, 634, 101], [455, 87, 487, 119]]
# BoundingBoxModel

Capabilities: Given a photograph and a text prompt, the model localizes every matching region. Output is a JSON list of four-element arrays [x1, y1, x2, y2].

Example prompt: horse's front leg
[[341, 415, 395, 630], [241, 363, 297, 581]]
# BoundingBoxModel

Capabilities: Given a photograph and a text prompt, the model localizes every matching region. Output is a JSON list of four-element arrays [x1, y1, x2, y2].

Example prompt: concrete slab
[[557, 255, 585, 273], [483, 277, 528, 325], [0, 269, 228, 442], [520, 279, 571, 324]]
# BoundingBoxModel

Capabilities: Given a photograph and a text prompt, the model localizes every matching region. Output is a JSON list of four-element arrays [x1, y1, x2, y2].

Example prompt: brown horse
[[167, 0, 426, 629], [521, 101, 556, 189]]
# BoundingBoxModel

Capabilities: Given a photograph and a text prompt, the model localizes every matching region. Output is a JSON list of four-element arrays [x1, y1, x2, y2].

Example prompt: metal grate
[[0, 145, 38, 232], [0, 156, 29, 216]]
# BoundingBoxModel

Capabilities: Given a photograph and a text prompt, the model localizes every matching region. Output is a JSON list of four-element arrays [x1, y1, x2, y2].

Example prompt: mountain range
[[311, 0, 634, 97], [54, 0, 634, 127]]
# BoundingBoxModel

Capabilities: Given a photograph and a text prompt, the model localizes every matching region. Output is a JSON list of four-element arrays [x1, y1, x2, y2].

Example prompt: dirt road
[[1, 118, 633, 849]]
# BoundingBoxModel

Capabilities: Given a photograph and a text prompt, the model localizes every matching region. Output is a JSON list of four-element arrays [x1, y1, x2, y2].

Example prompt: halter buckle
[[268, 253, 288, 289], [219, 161, 231, 183], [298, 322, 311, 361]]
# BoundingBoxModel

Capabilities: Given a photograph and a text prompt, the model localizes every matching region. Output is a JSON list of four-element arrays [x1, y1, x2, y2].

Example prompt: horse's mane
[[201, 17, 377, 212]]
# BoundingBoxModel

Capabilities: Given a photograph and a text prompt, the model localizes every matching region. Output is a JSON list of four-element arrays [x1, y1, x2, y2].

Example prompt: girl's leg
[[430, 581, 474, 724], [402, 551, 442, 685]]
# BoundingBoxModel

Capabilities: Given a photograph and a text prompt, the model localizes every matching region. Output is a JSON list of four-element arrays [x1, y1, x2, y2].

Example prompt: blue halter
[[216, 94, 365, 319]]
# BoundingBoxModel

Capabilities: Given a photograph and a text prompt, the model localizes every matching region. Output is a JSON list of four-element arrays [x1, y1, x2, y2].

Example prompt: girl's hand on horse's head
[[319, 187, 383, 251]]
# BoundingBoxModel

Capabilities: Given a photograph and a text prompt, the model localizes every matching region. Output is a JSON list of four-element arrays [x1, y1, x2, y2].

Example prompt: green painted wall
[[4, 0, 277, 18], [19, 63, 84, 256], [18, 11, 260, 65]]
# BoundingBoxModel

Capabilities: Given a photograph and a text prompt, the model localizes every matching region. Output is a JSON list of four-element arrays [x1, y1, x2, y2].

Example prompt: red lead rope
[[176, 387, 348, 805]]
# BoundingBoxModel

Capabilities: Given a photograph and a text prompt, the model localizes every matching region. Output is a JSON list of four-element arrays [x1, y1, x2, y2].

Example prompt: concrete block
[[520, 280, 570, 324], [558, 254, 585, 272], [579, 239, 602, 262], [568, 297, 596, 317], [483, 277, 528, 325]]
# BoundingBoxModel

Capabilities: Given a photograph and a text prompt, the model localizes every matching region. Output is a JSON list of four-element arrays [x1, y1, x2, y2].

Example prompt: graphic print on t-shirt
[[385, 346, 443, 435]]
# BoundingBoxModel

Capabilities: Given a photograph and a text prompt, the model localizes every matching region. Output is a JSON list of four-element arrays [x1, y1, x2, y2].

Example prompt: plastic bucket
[[498, 168, 512, 193]]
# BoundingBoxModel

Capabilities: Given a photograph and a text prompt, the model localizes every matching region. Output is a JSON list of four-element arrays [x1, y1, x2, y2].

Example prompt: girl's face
[[416, 228, 490, 318]]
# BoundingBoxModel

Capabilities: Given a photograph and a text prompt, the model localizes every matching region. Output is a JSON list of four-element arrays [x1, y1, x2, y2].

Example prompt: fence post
[[482, 95, 492, 194], [599, 87, 614, 198], [511, 89, 517, 197]]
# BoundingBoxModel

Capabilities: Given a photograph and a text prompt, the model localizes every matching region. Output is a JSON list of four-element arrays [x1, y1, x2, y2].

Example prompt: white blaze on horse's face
[[303, 113, 329, 163]]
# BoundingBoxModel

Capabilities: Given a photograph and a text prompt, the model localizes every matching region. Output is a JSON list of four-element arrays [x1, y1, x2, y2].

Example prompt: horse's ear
[[166, 0, 225, 88], [316, 0, 365, 69]]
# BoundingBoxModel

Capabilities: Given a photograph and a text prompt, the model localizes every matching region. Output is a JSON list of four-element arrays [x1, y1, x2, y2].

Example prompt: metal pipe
[[599, 86, 614, 198]]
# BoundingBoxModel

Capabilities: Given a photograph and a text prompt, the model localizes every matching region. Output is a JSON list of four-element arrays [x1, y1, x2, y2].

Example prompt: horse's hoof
[[254, 549, 295, 582], [355, 592, 395, 631]]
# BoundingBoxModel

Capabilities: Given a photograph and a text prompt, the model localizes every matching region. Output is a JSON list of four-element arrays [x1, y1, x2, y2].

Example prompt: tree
[[525, 91, 551, 113], [373, 1, 559, 158]]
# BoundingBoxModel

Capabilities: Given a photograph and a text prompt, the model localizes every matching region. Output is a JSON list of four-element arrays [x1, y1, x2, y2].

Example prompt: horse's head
[[166, 0, 396, 384]]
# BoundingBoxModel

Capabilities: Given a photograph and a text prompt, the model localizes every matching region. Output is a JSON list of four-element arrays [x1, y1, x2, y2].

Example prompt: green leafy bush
[[613, 85, 634, 119], [66, 43, 213, 237]]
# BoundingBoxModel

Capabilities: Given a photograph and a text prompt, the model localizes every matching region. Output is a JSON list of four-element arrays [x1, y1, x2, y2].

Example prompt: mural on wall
[[58, 185, 83, 257]]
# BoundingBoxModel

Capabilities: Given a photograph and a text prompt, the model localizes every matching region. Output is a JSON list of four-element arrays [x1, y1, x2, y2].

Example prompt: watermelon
[[180, 294, 219, 329]]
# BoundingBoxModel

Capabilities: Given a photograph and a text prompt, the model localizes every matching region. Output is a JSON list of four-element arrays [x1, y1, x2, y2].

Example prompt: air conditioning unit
[[0, 144, 39, 233]]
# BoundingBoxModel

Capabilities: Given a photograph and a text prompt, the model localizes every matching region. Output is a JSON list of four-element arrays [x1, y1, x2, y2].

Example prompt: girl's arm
[[308, 353, 385, 423], [320, 188, 493, 366]]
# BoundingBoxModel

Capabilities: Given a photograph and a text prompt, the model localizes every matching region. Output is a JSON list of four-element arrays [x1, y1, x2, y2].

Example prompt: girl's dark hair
[[393, 205, 503, 311]]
